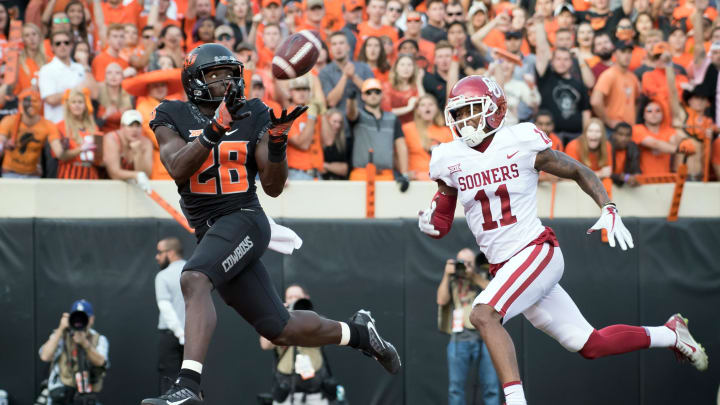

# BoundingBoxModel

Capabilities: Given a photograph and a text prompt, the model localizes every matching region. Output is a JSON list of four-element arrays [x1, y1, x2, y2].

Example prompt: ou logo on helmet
[[481, 76, 503, 98]]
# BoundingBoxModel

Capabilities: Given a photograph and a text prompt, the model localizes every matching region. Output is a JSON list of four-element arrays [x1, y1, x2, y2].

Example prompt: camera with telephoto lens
[[453, 261, 467, 278], [289, 298, 313, 311], [69, 310, 89, 332]]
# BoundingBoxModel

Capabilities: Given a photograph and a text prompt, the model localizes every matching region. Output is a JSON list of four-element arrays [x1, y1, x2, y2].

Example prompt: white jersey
[[430, 122, 552, 264]]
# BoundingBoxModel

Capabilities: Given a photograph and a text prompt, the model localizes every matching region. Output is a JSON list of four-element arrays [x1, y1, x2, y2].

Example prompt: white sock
[[181, 360, 203, 374], [503, 381, 527, 405], [339, 322, 351, 346], [645, 326, 676, 348]]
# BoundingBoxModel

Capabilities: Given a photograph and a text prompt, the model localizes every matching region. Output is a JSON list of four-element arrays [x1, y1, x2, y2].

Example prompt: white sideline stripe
[[272, 56, 297, 78]]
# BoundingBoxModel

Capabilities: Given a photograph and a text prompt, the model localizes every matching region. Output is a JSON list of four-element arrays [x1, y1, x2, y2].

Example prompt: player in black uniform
[[141, 44, 401, 405]]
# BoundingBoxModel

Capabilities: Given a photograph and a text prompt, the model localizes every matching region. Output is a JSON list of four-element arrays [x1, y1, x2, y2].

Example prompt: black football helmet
[[182, 43, 244, 105]]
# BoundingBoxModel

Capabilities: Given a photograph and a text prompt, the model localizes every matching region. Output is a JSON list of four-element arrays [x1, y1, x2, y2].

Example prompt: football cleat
[[350, 309, 402, 374], [664, 313, 708, 371], [141, 379, 203, 405]]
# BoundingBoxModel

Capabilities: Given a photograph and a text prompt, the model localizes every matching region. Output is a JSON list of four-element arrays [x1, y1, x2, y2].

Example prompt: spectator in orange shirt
[[96, 63, 134, 133], [357, 36, 390, 82], [565, 118, 612, 179], [50, 88, 102, 179], [256, 23, 281, 70], [641, 43, 688, 130], [0, 90, 58, 178], [381, 54, 425, 124], [187, 17, 218, 51], [91, 24, 130, 82], [286, 76, 324, 180], [472, 10, 511, 52], [403, 11, 435, 67], [320, 108, 350, 179], [668, 26, 692, 71], [357, 0, 399, 52], [95, 0, 142, 31], [15, 23, 47, 96], [184, 0, 214, 45], [401, 94, 452, 180], [681, 87, 713, 180], [591, 40, 640, 127], [609, 122, 641, 186], [633, 29, 664, 80], [384, 0, 405, 35], [297, 0, 328, 40], [614, 18, 645, 72], [339, 0, 364, 56], [128, 25, 156, 72], [141, 0, 181, 35], [590, 32, 614, 79], [421, 0, 447, 43], [249, 0, 284, 53], [632, 100, 688, 175]]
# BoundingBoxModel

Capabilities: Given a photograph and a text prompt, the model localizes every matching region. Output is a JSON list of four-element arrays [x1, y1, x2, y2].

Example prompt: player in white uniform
[[418, 76, 708, 405]]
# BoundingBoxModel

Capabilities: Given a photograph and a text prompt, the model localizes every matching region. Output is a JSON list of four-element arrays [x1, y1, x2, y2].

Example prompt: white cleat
[[664, 313, 708, 371]]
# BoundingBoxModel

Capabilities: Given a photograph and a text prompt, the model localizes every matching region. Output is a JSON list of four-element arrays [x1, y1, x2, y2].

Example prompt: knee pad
[[254, 316, 288, 341]]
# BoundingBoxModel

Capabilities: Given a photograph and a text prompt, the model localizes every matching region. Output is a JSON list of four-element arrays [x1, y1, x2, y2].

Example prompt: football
[[272, 30, 322, 80]]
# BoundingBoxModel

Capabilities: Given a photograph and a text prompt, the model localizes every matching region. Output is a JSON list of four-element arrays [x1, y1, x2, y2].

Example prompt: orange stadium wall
[[1, 217, 719, 405]]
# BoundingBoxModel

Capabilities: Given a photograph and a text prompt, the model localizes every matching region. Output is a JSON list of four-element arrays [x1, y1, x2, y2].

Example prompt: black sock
[[348, 322, 369, 350], [177, 369, 201, 390]]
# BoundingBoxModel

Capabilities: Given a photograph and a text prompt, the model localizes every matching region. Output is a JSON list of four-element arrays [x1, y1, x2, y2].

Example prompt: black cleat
[[350, 309, 402, 374], [141, 379, 203, 405]]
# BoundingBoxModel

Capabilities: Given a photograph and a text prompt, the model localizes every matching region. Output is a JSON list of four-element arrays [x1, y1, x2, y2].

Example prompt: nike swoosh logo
[[226, 129, 238, 135], [506, 151, 519, 159], [679, 339, 697, 352], [168, 398, 192, 405]]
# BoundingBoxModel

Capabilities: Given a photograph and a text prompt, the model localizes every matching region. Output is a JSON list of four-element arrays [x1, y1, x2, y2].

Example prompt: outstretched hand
[[214, 81, 251, 130], [268, 105, 309, 140]]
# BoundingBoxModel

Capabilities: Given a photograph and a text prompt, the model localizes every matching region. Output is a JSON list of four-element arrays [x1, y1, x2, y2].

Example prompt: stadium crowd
[[0, 0, 720, 184]]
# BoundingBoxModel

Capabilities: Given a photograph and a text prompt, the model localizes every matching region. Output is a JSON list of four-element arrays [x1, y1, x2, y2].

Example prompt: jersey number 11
[[475, 184, 517, 231]]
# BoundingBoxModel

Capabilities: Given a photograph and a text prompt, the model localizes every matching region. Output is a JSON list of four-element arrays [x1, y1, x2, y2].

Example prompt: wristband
[[204, 120, 226, 143], [267, 140, 286, 162], [198, 133, 217, 149]]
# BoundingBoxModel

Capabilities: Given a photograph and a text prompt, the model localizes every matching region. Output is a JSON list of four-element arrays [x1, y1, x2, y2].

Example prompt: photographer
[[259, 285, 339, 405], [39, 299, 109, 405], [437, 249, 500, 405]]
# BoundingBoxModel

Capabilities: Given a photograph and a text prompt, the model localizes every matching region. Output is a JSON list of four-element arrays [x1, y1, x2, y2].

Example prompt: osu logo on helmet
[[184, 53, 198, 70]]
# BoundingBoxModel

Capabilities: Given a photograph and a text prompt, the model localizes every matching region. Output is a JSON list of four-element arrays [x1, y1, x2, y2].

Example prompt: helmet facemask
[[192, 64, 245, 105], [445, 95, 505, 147]]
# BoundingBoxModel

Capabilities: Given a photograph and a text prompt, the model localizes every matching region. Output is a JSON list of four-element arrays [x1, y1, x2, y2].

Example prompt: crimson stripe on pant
[[488, 244, 544, 308], [499, 245, 555, 316]]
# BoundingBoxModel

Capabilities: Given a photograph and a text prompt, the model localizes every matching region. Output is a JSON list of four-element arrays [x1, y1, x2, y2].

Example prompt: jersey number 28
[[190, 141, 249, 194]]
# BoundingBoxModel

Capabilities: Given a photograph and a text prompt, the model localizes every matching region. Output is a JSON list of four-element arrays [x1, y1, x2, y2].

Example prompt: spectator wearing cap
[[249, 74, 283, 113], [103, 109, 153, 185], [554, 3, 575, 31], [38, 31, 91, 124], [346, 78, 409, 182], [535, 16, 591, 144], [640, 42, 689, 130], [466, 2, 487, 35], [575, 0, 633, 36], [609, 122, 642, 186], [224, 0, 253, 43], [320, 31, 374, 112], [445, 2, 465, 25], [214, 24, 237, 52], [92, 24, 131, 82], [404, 11, 435, 67], [421, 0, 448, 43], [589, 32, 615, 79], [49, 87, 102, 180], [286, 75, 326, 180], [39, 299, 109, 403], [297, 0, 328, 41], [690, 9, 720, 126], [340, 0, 365, 56], [381, 54, 426, 124], [357, 0, 399, 56], [422, 41, 459, 109], [591, 40, 641, 128]]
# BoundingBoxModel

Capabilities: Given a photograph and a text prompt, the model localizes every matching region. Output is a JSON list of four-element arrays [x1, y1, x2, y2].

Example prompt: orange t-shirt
[[628, 46, 646, 72], [372, 67, 389, 84], [51, 120, 102, 179], [673, 53, 693, 72], [402, 121, 452, 180], [138, 96, 172, 180], [287, 113, 324, 171], [356, 22, 399, 47], [632, 124, 676, 175], [613, 148, 627, 175], [594, 65, 641, 125], [297, 21, 327, 42], [256, 44, 275, 71], [641, 68, 688, 129], [139, 15, 181, 32], [564, 138, 612, 171], [549, 132, 563, 152], [684, 108, 714, 141], [261, 97, 282, 115], [417, 39, 435, 67], [0, 114, 57, 175], [572, 0, 591, 11], [381, 84, 418, 125], [91, 50, 129, 82], [96, 1, 142, 29], [16, 57, 40, 95], [323, 0, 345, 32]]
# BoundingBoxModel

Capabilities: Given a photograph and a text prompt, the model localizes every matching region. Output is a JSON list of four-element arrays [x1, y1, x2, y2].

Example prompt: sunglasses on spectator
[[53, 40, 72, 46], [447, 12, 463, 16], [310, 5, 323, 9], [292, 87, 311, 91], [364, 89, 381, 95], [53, 17, 71, 24], [217, 34, 232, 41], [407, 16, 421, 22], [388, 7, 402, 12]]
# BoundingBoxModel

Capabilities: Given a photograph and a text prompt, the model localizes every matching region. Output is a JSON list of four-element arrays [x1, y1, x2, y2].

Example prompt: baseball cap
[[70, 299, 94, 317], [361, 78, 382, 93], [344, 0, 364, 11], [262, 0, 281, 7], [505, 30, 523, 39], [651, 41, 669, 56], [289, 75, 311, 89], [554, 3, 574, 16], [214, 25, 234, 40], [468, 2, 488, 17], [307, 0, 324, 8], [121, 109, 143, 126]]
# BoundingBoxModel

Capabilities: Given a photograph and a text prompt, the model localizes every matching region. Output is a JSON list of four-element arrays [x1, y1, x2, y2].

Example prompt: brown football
[[272, 30, 322, 80]]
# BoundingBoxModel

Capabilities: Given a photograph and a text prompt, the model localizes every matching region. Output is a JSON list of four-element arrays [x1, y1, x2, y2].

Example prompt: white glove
[[587, 203, 634, 250], [418, 201, 440, 236], [175, 330, 185, 346], [135, 171, 152, 194]]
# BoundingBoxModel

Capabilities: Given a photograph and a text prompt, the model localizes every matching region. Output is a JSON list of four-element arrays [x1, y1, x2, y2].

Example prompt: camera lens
[[290, 298, 313, 311], [69, 311, 89, 331]]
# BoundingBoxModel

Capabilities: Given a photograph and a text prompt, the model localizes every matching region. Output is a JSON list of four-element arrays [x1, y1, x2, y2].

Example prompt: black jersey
[[149, 98, 271, 228]]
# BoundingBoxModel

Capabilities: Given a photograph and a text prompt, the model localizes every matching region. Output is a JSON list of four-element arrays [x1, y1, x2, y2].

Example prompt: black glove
[[396, 173, 410, 193], [267, 106, 309, 162], [200, 81, 251, 148]]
